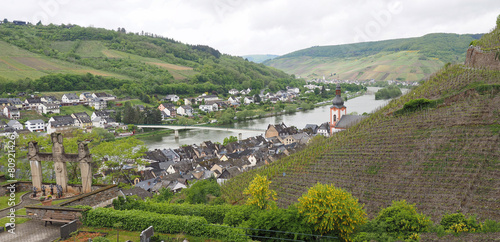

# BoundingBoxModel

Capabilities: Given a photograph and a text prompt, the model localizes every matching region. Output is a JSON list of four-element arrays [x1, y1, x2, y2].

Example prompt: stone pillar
[[29, 160, 42, 191], [174, 130, 179, 139], [239, 133, 242, 141], [52, 133, 68, 192], [54, 161, 68, 192], [78, 142, 92, 194]]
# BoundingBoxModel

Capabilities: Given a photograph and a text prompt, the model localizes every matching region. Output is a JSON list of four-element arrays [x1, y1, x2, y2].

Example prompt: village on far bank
[[0, 80, 372, 196]]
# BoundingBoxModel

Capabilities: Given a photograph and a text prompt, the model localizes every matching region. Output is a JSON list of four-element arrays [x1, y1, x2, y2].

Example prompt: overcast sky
[[2, 0, 499, 56]]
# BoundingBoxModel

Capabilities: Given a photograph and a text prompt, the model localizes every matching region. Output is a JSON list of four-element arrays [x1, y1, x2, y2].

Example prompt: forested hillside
[[264, 33, 482, 81], [0, 23, 298, 96]]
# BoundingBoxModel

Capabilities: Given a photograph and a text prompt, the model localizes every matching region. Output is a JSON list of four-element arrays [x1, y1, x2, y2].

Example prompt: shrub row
[[82, 207, 248, 241], [113, 196, 253, 224]]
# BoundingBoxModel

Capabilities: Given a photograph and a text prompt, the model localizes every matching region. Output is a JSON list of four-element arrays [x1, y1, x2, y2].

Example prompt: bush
[[440, 213, 481, 233], [114, 196, 237, 224], [241, 205, 318, 241], [243, 175, 277, 210], [83, 208, 247, 241], [297, 183, 367, 241], [223, 205, 260, 227], [395, 98, 437, 115], [374, 200, 431, 239], [184, 177, 221, 204]]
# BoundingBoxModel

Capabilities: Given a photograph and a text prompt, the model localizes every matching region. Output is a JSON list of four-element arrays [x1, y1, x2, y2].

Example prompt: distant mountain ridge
[[264, 33, 483, 81], [242, 54, 279, 63]]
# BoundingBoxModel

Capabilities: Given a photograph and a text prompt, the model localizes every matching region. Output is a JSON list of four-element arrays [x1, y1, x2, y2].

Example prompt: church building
[[330, 84, 347, 134], [329, 84, 366, 134]]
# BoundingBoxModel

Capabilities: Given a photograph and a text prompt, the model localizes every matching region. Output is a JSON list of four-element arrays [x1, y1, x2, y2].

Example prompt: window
[[333, 114, 337, 122]]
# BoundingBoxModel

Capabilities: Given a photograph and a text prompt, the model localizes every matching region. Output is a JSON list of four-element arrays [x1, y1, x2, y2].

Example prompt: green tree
[[243, 175, 277, 210], [90, 137, 147, 184], [297, 183, 367, 241], [153, 187, 174, 203], [184, 177, 221, 204], [223, 135, 238, 146]]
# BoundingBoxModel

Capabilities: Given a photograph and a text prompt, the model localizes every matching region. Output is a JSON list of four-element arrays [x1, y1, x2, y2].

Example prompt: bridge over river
[[136, 124, 266, 138]]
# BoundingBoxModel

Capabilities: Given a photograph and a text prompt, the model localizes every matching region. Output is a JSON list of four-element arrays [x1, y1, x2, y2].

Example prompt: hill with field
[[223, 29, 500, 222], [264, 33, 483, 81], [0, 23, 298, 96]]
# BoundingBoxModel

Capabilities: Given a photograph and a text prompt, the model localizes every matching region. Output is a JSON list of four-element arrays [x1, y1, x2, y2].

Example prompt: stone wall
[[0, 182, 110, 196], [25, 206, 84, 221], [58, 184, 118, 208], [465, 46, 500, 70]]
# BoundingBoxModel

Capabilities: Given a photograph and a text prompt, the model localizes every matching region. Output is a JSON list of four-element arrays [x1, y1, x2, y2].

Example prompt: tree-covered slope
[[0, 23, 298, 96], [264, 33, 482, 81]]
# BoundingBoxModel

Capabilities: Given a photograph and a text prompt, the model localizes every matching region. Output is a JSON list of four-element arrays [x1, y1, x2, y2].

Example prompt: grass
[[0, 191, 30, 210], [59, 105, 94, 116], [115, 99, 155, 107], [0, 40, 129, 81], [0, 217, 30, 225], [72, 226, 225, 242]]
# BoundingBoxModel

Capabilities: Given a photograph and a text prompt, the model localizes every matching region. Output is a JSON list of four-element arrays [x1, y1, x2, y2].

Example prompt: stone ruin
[[28, 133, 92, 194]]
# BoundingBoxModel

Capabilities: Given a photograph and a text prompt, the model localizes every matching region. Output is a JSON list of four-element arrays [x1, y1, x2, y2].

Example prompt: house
[[240, 88, 251, 95], [25, 119, 45, 132], [227, 96, 239, 103], [40, 96, 59, 104], [71, 112, 92, 129], [158, 103, 175, 112], [24, 97, 43, 110], [184, 98, 195, 106], [62, 93, 80, 103], [7, 120, 23, 130], [159, 104, 176, 117], [161, 148, 181, 163], [287, 86, 300, 94], [92, 116, 117, 128], [218, 167, 242, 179], [0, 98, 10, 108], [79, 92, 93, 102], [8, 98, 23, 108], [177, 105, 193, 116], [38, 103, 60, 115], [317, 122, 330, 137], [92, 92, 116, 101], [228, 89, 239, 95], [135, 105, 145, 112], [304, 124, 319, 134], [279, 133, 311, 145], [199, 103, 218, 112], [91, 110, 112, 120], [243, 97, 254, 104], [164, 95, 180, 102], [13, 20, 26, 25], [47, 115, 76, 134], [89, 98, 107, 110], [264, 123, 297, 138], [196, 94, 219, 103], [3, 106, 20, 119]]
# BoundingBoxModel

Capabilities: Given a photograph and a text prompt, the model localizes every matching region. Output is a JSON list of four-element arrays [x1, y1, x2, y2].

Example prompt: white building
[[38, 103, 60, 115], [62, 93, 80, 103], [25, 119, 45, 132]]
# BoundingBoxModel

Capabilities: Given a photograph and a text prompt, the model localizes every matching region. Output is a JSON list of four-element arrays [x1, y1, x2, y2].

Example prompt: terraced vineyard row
[[222, 65, 500, 222]]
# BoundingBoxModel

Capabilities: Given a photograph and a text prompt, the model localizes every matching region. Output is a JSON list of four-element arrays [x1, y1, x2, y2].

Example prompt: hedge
[[113, 196, 240, 224], [82, 207, 248, 241]]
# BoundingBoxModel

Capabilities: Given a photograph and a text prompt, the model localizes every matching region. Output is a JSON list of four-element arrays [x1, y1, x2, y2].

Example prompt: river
[[141, 87, 396, 150]]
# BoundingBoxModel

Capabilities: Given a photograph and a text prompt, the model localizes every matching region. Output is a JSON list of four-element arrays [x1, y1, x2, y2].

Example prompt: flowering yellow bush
[[243, 175, 277, 209], [297, 183, 367, 241]]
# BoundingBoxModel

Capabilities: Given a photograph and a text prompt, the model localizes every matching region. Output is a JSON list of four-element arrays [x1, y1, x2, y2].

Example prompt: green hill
[[264, 33, 482, 81], [0, 23, 297, 96], [222, 32, 499, 221]]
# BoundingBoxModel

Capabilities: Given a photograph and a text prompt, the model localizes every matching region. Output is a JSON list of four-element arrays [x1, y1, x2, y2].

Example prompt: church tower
[[330, 84, 346, 134]]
